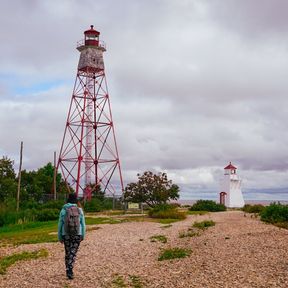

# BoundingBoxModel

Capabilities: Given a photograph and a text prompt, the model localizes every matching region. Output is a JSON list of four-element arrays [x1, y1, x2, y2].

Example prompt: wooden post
[[53, 151, 57, 200], [16, 141, 23, 212]]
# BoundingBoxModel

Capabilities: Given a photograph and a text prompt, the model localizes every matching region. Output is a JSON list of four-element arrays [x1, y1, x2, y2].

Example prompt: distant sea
[[176, 199, 288, 206]]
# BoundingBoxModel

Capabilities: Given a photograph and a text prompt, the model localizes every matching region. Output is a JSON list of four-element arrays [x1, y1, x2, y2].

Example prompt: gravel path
[[0, 211, 288, 288]]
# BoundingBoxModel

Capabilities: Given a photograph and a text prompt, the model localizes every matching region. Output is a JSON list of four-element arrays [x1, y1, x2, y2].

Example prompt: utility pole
[[16, 141, 23, 212], [53, 151, 57, 200]]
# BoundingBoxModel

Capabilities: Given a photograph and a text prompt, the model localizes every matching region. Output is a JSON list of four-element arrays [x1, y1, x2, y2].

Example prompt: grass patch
[[158, 247, 191, 261], [97, 210, 125, 216], [186, 210, 208, 215], [129, 275, 143, 288], [161, 224, 173, 229], [85, 217, 124, 225], [149, 208, 186, 220], [112, 274, 127, 287], [0, 221, 58, 246], [0, 216, 124, 246], [193, 220, 215, 230], [179, 230, 200, 238], [157, 218, 183, 224], [150, 235, 167, 243], [111, 274, 144, 288], [0, 249, 48, 274]]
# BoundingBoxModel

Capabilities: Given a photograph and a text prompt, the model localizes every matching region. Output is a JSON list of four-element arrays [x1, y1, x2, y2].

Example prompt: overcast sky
[[1, 0, 288, 201]]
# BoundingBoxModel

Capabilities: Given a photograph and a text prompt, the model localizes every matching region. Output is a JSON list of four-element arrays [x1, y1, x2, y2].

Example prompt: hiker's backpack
[[64, 206, 80, 236]]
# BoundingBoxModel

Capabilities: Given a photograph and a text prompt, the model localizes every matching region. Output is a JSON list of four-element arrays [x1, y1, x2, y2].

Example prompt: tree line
[[0, 155, 181, 209], [0, 156, 68, 205]]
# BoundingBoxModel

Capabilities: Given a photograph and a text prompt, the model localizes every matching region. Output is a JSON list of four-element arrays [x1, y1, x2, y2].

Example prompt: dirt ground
[[0, 211, 288, 288]]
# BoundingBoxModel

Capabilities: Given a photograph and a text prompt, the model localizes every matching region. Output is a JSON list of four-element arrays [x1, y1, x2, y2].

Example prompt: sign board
[[128, 202, 139, 209]]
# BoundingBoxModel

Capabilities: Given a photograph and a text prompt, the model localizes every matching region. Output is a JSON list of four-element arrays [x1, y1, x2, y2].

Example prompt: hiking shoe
[[67, 270, 74, 280]]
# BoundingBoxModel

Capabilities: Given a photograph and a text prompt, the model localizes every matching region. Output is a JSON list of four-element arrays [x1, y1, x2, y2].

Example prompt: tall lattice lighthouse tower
[[58, 25, 124, 198]]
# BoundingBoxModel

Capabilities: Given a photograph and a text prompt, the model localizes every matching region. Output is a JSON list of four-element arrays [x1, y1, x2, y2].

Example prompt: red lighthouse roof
[[224, 162, 237, 170], [84, 25, 100, 36]]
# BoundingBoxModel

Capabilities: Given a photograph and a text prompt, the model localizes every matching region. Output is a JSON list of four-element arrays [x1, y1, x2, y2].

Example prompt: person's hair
[[66, 193, 78, 204]]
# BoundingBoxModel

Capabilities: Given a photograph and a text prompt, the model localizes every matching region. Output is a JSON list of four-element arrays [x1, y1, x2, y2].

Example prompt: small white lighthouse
[[220, 162, 245, 208]]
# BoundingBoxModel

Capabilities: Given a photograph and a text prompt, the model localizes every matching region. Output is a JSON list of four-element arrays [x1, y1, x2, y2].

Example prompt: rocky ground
[[0, 211, 288, 288]]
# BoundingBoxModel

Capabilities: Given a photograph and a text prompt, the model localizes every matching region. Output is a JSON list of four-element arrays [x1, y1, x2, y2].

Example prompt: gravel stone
[[0, 211, 287, 287]]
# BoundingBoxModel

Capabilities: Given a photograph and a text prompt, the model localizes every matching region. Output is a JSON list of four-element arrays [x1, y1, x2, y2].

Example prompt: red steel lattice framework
[[57, 26, 124, 199]]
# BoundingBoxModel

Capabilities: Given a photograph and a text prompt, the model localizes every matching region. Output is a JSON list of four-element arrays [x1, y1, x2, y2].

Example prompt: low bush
[[0, 207, 36, 227], [148, 204, 186, 220], [34, 209, 59, 221], [42, 200, 65, 210], [83, 197, 114, 212], [242, 204, 265, 214], [189, 200, 226, 212], [0, 206, 59, 227], [260, 203, 288, 224]]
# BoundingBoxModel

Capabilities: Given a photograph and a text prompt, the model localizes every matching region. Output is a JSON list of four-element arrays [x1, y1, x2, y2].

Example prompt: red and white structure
[[220, 162, 245, 208], [57, 25, 124, 199]]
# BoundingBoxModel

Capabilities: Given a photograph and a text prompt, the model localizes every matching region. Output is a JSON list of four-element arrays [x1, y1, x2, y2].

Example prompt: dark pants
[[63, 235, 81, 274]]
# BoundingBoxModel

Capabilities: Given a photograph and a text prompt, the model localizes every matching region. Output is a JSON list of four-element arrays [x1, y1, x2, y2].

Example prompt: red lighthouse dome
[[84, 25, 100, 47]]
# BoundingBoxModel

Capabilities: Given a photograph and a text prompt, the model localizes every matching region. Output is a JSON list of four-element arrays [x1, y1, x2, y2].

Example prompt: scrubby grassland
[[1, 210, 288, 287], [0, 221, 58, 246], [242, 202, 288, 230], [0, 217, 126, 246], [260, 202, 288, 229]]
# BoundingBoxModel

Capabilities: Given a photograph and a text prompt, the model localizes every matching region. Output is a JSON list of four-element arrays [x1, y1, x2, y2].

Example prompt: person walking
[[58, 193, 86, 279]]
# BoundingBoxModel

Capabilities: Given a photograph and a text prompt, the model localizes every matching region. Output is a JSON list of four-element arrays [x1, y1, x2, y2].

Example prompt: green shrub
[[148, 204, 186, 220], [83, 198, 103, 212], [260, 203, 288, 224], [0, 207, 36, 227], [189, 200, 226, 212], [193, 220, 215, 230], [149, 203, 173, 212], [42, 200, 65, 210], [34, 209, 59, 221], [158, 247, 191, 261], [20, 200, 40, 210], [0, 206, 60, 227], [83, 197, 114, 212], [242, 204, 265, 214]]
